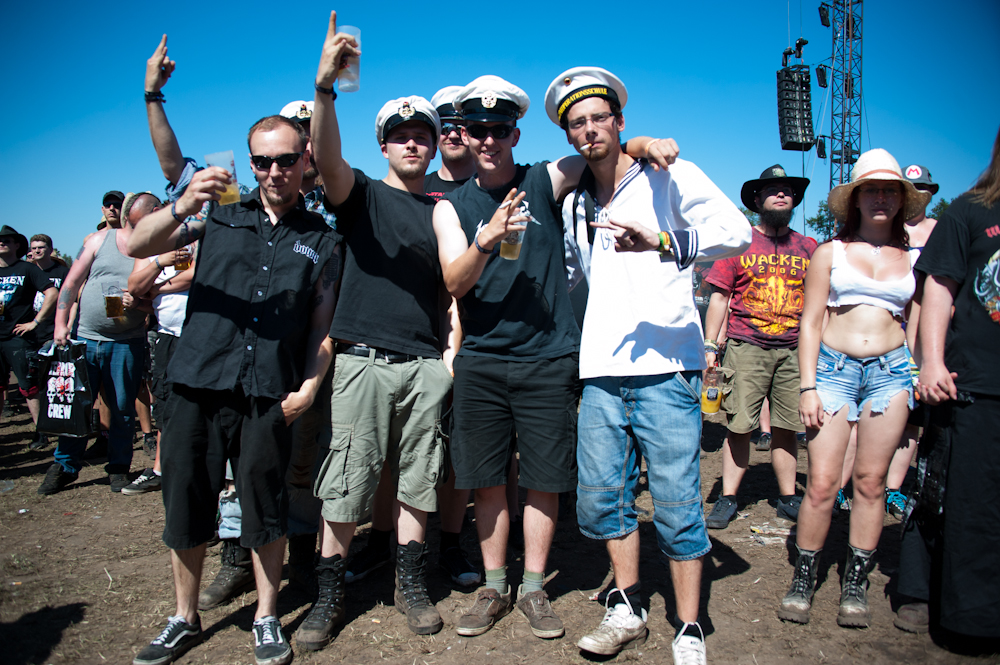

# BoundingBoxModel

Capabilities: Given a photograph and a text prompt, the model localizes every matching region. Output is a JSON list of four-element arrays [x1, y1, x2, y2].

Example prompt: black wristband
[[473, 234, 493, 255], [145, 90, 165, 103], [170, 201, 185, 223], [799, 386, 817, 394], [314, 81, 337, 100]]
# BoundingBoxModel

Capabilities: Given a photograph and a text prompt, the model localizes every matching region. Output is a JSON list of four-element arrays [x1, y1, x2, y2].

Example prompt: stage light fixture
[[819, 4, 831, 27], [816, 65, 828, 88], [816, 137, 827, 159], [782, 47, 795, 67], [795, 38, 809, 59]]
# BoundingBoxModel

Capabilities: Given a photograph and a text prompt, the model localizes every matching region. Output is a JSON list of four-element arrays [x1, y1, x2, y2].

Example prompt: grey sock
[[484, 566, 507, 594]]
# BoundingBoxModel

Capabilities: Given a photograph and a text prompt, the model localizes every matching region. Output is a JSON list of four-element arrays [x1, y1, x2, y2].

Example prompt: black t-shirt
[[33, 262, 70, 341], [446, 162, 580, 360], [424, 171, 470, 202], [168, 189, 339, 398], [0, 260, 55, 341], [328, 170, 443, 358], [915, 192, 1000, 396]]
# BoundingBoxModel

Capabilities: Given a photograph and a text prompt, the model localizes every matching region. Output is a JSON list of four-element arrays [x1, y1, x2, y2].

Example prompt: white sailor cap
[[544, 66, 628, 126], [279, 100, 314, 123], [431, 86, 465, 123], [375, 96, 441, 145], [454, 75, 530, 123]]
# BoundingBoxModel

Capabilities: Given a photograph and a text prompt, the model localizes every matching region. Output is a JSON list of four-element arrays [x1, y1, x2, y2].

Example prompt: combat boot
[[199, 539, 254, 609], [838, 546, 875, 627], [294, 554, 347, 651], [778, 546, 820, 624], [393, 540, 443, 635]]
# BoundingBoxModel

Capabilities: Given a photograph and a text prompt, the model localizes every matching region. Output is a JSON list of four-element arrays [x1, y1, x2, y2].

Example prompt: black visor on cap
[[436, 104, 462, 122], [558, 86, 620, 123], [382, 112, 438, 143], [461, 97, 520, 123]]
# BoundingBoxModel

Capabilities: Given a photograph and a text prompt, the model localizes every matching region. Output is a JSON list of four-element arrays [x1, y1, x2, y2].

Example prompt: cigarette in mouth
[[581, 144, 592, 151]]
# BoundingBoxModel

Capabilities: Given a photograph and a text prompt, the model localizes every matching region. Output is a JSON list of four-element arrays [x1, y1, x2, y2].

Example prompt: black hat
[[103, 190, 125, 206], [740, 165, 810, 213], [0, 225, 29, 258]]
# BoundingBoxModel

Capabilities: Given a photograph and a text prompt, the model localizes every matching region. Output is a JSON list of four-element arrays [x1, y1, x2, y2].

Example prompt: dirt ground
[[1, 404, 996, 665]]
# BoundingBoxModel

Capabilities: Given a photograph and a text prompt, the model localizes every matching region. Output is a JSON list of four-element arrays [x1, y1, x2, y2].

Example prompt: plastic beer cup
[[204, 150, 241, 205], [701, 367, 721, 414], [103, 283, 124, 319], [338, 26, 361, 92]]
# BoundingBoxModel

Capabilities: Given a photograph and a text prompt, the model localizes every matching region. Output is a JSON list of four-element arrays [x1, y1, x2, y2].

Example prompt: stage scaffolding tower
[[830, 0, 863, 189]]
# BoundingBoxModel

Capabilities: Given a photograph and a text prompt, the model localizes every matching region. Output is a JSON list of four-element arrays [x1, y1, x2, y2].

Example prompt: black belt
[[336, 343, 421, 364]]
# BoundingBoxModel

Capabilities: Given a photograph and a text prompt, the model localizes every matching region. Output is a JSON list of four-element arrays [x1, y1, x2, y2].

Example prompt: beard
[[759, 207, 793, 230], [262, 186, 295, 208]]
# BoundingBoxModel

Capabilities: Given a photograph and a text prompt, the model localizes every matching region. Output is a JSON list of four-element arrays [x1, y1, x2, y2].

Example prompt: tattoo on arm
[[311, 293, 324, 310], [322, 253, 341, 290], [57, 289, 75, 310], [177, 222, 205, 249]]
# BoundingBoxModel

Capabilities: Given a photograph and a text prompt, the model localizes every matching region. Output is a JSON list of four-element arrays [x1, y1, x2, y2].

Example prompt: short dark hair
[[30, 234, 53, 249], [247, 115, 308, 152]]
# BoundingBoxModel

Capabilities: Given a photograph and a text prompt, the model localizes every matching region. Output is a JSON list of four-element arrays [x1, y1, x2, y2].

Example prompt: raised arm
[[311, 11, 360, 207], [127, 169, 226, 257], [280, 247, 342, 424], [547, 136, 680, 203], [145, 35, 185, 185], [433, 191, 528, 299]]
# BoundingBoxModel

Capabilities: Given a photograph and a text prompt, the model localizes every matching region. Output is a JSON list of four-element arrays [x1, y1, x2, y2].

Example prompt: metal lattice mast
[[830, 0, 863, 188]]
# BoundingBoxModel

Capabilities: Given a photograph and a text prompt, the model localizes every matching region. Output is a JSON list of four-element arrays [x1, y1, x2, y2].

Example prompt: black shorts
[[451, 353, 579, 493], [150, 332, 179, 427], [160, 384, 292, 550], [0, 335, 38, 397]]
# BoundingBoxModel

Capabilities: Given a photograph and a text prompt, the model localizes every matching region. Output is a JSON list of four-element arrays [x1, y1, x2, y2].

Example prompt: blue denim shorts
[[815, 342, 915, 422], [576, 371, 711, 561]]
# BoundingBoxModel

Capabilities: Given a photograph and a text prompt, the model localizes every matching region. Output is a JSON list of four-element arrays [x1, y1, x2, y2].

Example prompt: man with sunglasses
[[701, 165, 816, 532], [293, 16, 458, 647], [548, 68, 751, 664], [432, 74, 679, 641], [127, 34, 341, 665], [425, 86, 476, 202], [102, 190, 125, 228]]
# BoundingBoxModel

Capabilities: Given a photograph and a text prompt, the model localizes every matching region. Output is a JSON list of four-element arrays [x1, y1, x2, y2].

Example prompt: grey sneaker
[[756, 432, 772, 451], [516, 585, 564, 638], [121, 468, 161, 495], [440, 546, 481, 588], [705, 496, 737, 529], [37, 463, 78, 495], [456, 587, 513, 637], [776, 495, 802, 521], [577, 591, 648, 655], [252, 616, 292, 665]]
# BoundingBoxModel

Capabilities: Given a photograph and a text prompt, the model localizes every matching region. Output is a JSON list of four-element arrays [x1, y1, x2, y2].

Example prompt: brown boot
[[198, 539, 254, 609], [294, 554, 347, 651], [393, 541, 443, 635]]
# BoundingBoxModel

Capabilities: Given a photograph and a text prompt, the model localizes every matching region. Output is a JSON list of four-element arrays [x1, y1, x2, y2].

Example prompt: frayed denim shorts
[[815, 342, 914, 422]]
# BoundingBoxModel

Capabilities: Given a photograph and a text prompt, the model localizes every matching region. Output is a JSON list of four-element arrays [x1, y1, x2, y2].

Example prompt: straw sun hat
[[827, 148, 925, 222]]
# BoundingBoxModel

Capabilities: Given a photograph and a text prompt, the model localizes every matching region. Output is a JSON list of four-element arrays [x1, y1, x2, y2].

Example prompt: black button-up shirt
[[167, 188, 340, 399]]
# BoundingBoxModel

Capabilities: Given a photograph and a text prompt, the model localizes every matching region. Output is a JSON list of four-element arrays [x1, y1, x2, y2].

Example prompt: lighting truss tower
[[829, 0, 863, 188]]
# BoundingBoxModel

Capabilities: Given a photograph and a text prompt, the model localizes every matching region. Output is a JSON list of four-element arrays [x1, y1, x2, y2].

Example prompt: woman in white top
[[778, 149, 926, 629]]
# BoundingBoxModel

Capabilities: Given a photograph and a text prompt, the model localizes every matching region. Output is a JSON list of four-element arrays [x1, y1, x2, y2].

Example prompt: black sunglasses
[[250, 152, 303, 170], [465, 124, 514, 140], [441, 123, 463, 136]]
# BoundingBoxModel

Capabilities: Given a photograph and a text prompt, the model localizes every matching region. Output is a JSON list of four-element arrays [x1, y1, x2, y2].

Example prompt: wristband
[[154, 257, 163, 270], [658, 231, 673, 255], [144, 90, 165, 103], [170, 201, 185, 223], [799, 386, 817, 394], [704, 339, 718, 352], [644, 138, 660, 155], [473, 233, 493, 255], [314, 81, 338, 101]]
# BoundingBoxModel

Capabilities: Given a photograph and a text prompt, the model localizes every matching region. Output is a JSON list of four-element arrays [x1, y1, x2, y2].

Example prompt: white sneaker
[[672, 622, 706, 665], [576, 588, 648, 656]]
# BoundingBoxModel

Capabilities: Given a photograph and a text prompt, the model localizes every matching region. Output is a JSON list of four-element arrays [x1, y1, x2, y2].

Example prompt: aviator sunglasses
[[465, 124, 515, 140], [250, 152, 303, 170]]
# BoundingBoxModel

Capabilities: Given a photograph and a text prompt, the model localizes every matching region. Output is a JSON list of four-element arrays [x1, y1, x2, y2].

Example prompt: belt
[[336, 343, 422, 364]]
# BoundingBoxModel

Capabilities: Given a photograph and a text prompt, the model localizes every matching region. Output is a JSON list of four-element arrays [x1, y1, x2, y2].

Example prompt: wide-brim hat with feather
[[828, 148, 925, 222]]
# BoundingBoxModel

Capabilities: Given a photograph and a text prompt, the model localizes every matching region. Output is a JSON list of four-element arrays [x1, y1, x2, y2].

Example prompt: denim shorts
[[576, 371, 711, 561], [815, 342, 914, 422]]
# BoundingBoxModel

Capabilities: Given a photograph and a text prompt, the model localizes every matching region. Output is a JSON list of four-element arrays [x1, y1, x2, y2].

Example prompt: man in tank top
[[38, 194, 156, 496]]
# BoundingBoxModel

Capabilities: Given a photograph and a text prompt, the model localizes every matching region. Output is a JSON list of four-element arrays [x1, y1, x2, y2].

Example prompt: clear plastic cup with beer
[[338, 26, 361, 92], [499, 229, 524, 260], [174, 245, 192, 271], [103, 283, 124, 319], [701, 367, 721, 414], [204, 150, 241, 205]]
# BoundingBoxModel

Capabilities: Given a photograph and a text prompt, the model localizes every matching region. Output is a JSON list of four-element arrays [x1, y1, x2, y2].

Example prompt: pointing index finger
[[328, 10, 338, 38]]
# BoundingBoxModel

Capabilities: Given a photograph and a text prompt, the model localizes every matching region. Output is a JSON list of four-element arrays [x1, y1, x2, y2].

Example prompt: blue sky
[[2, 1, 997, 256]]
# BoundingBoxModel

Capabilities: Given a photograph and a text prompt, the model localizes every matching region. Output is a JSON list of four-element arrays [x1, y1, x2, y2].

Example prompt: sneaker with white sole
[[122, 468, 162, 495], [672, 622, 706, 665], [440, 546, 481, 588], [252, 616, 292, 665], [885, 488, 907, 519], [133, 614, 202, 665], [577, 590, 648, 656], [705, 496, 737, 529]]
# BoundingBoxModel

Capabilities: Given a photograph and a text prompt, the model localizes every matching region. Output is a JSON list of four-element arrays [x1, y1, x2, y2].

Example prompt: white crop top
[[826, 240, 919, 318]]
